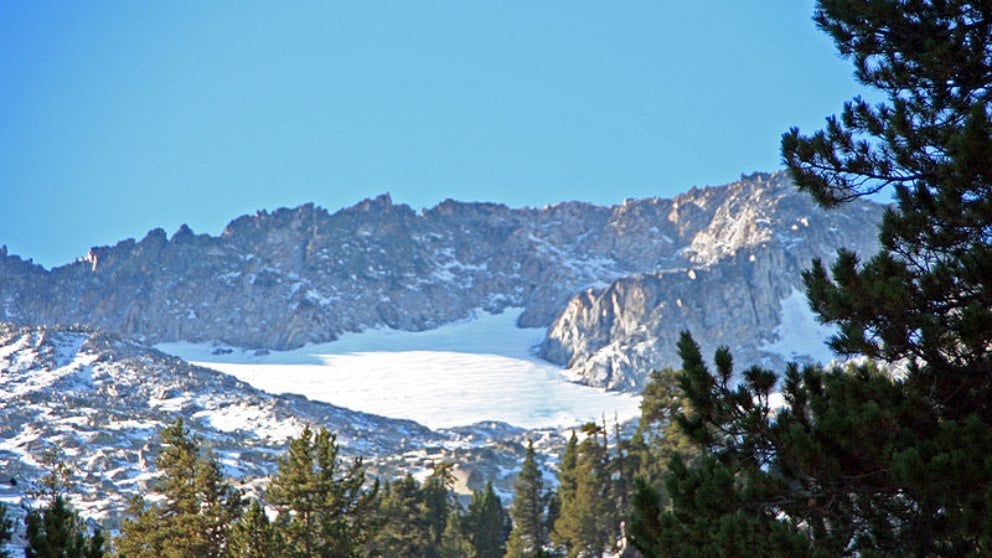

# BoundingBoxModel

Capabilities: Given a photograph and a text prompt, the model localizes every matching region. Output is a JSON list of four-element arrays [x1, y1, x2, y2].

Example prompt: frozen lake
[[158, 309, 642, 430]]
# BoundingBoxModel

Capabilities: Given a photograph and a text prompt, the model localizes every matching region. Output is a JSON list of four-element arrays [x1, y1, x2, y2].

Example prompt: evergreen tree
[[0, 503, 12, 558], [368, 475, 432, 557], [633, 2, 992, 551], [504, 441, 549, 558], [114, 418, 241, 558], [466, 482, 509, 558], [25, 497, 105, 558], [266, 425, 377, 558], [228, 500, 281, 558], [549, 432, 577, 553], [24, 447, 104, 558], [422, 464, 455, 555], [552, 424, 615, 558], [632, 369, 697, 490], [438, 508, 475, 558]]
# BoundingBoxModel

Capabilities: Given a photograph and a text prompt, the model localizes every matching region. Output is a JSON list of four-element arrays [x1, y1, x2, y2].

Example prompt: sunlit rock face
[[541, 172, 883, 389], [0, 171, 882, 390]]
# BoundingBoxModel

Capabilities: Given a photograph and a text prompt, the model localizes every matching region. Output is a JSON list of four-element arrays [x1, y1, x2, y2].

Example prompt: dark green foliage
[[266, 425, 377, 558], [633, 1, 992, 556], [114, 418, 242, 558], [782, 0, 992, 382], [438, 508, 475, 558], [466, 482, 509, 558], [367, 463, 464, 558], [228, 500, 281, 558], [635, 334, 992, 556], [505, 441, 549, 558], [422, 466, 455, 553], [23, 448, 104, 558], [627, 478, 662, 558], [552, 424, 619, 558], [632, 368, 698, 492], [24, 496, 105, 558], [369, 475, 433, 557], [0, 503, 12, 558], [549, 431, 577, 554]]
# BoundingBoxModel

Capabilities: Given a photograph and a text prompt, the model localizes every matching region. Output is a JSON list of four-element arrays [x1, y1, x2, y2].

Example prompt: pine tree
[[23, 447, 104, 558], [25, 496, 105, 558], [228, 499, 281, 558], [0, 503, 12, 558], [438, 508, 475, 558], [552, 425, 615, 558], [368, 475, 432, 557], [549, 432, 577, 554], [633, 3, 992, 553], [466, 482, 509, 558], [632, 369, 697, 490], [423, 464, 455, 555], [504, 441, 549, 558], [114, 418, 241, 558], [266, 425, 378, 557]]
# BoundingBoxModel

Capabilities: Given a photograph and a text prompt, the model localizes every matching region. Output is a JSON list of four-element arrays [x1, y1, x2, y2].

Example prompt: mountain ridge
[[0, 171, 884, 389]]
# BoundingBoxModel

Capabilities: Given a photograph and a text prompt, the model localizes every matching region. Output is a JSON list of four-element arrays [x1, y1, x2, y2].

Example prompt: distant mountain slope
[[0, 323, 443, 525], [0, 171, 882, 389]]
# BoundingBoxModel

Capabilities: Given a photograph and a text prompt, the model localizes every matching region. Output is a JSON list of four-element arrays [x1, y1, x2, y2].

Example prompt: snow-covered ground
[[762, 288, 838, 364], [158, 309, 642, 430]]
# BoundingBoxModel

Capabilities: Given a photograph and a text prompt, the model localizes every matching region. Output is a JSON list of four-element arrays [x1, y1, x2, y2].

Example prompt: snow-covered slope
[[159, 309, 642, 429], [0, 323, 445, 526], [0, 320, 592, 541]]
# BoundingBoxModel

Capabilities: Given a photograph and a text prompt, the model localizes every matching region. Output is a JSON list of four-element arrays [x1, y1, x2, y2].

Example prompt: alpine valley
[[0, 171, 883, 531]]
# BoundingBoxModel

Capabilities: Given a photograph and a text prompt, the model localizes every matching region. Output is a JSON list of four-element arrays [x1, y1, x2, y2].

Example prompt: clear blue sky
[[1, 2, 864, 268]]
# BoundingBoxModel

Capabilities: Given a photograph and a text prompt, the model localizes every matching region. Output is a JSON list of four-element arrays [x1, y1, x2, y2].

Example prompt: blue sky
[[1, 2, 864, 268]]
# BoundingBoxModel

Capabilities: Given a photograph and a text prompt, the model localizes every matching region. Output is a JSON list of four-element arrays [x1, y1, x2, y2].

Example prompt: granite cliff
[[0, 171, 882, 389]]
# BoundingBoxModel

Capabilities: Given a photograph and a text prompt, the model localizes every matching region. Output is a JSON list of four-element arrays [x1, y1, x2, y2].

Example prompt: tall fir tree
[[114, 418, 241, 558], [422, 464, 456, 555], [552, 424, 616, 558], [0, 503, 12, 558], [228, 499, 281, 558], [633, 1, 992, 555], [368, 475, 432, 557], [25, 497, 105, 558], [466, 482, 509, 558], [504, 441, 549, 558], [23, 447, 104, 558], [438, 507, 475, 558], [266, 425, 378, 558], [549, 431, 578, 553], [631, 369, 697, 490]]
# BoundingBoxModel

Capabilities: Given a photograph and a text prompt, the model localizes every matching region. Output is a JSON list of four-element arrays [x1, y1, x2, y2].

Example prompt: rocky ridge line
[[0, 171, 883, 389]]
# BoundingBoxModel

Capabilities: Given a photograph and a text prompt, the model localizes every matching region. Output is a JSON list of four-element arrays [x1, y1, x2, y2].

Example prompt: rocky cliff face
[[540, 174, 883, 388], [0, 172, 883, 389]]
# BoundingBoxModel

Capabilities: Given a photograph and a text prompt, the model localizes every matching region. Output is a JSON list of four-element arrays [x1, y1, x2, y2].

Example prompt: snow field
[[160, 309, 642, 430], [761, 289, 837, 364]]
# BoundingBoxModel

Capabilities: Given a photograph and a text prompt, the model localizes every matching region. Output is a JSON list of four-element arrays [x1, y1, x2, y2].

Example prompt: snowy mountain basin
[[158, 309, 642, 430]]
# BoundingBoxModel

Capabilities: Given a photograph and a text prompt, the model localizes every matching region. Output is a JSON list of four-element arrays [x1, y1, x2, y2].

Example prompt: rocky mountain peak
[[0, 171, 883, 388]]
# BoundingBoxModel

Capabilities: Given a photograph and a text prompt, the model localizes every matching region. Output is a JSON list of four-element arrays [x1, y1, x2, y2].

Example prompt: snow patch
[[159, 309, 641, 430], [761, 289, 837, 364], [192, 404, 306, 443]]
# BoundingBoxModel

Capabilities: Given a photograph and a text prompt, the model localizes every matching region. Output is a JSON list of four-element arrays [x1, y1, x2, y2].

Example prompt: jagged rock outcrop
[[540, 173, 883, 388], [0, 172, 883, 389]]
